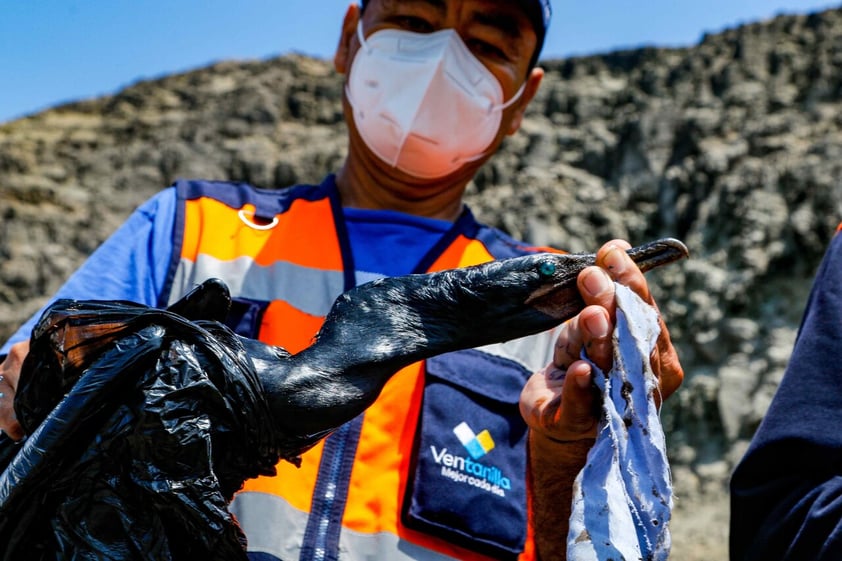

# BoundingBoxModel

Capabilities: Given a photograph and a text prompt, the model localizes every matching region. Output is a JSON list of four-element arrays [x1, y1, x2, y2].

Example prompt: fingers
[[588, 239, 685, 401], [554, 307, 613, 372], [596, 239, 652, 303], [0, 375, 25, 441], [574, 241, 637, 364], [526, 310, 608, 442], [578, 267, 615, 325], [0, 340, 29, 441], [519, 361, 598, 443], [1, 341, 28, 388], [652, 321, 684, 402]]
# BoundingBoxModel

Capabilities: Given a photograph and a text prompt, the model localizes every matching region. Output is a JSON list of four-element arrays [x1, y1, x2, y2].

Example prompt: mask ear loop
[[456, 81, 528, 167], [356, 19, 371, 53], [343, 21, 368, 109], [494, 81, 527, 113]]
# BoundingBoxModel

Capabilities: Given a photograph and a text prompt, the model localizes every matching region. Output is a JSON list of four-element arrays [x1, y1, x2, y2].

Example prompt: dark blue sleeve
[[0, 188, 176, 355], [731, 231, 842, 560]]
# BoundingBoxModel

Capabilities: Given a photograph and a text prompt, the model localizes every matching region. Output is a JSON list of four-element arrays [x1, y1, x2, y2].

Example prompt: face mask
[[346, 22, 525, 179]]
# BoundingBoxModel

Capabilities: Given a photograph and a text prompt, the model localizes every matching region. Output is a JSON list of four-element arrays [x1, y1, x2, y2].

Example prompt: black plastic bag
[[0, 281, 283, 560]]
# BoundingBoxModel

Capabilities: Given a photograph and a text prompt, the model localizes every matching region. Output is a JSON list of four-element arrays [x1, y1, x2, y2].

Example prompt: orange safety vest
[[166, 177, 559, 561]]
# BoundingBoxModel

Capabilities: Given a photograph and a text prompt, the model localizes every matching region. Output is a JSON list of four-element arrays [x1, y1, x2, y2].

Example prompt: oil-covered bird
[[0, 237, 688, 561], [252, 237, 689, 457]]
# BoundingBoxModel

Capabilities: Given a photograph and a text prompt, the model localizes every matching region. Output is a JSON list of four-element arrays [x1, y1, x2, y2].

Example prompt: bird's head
[[329, 238, 689, 353]]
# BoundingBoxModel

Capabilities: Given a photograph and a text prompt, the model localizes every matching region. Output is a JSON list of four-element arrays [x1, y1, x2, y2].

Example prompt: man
[[730, 225, 842, 560], [0, 1, 684, 559]]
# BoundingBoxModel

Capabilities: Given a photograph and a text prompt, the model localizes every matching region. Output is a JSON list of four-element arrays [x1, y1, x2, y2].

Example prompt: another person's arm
[[0, 188, 177, 440], [0, 340, 28, 441], [730, 230, 842, 561], [520, 239, 684, 560]]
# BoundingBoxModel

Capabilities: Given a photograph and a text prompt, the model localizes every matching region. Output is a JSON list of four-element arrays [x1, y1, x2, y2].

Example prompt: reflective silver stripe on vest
[[230, 491, 309, 560], [230, 492, 460, 561], [169, 254, 346, 316]]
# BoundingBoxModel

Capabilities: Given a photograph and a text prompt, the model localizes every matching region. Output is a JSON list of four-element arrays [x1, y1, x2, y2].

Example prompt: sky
[[1, 1, 839, 124]]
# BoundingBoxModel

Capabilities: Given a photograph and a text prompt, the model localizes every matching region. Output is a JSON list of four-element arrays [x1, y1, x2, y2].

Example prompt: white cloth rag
[[567, 284, 673, 561]]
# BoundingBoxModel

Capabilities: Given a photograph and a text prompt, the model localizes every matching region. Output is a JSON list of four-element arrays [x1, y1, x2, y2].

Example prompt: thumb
[[559, 361, 600, 438]]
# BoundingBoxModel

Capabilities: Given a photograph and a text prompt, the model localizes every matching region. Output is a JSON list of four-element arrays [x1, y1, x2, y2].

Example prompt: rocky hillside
[[2, 7, 842, 559]]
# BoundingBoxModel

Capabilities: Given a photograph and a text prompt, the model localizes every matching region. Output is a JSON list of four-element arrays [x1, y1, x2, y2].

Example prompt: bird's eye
[[538, 261, 556, 277]]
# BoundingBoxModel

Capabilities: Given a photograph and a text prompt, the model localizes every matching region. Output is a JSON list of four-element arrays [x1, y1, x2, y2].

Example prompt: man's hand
[[521, 238, 684, 445], [519, 239, 684, 560], [0, 340, 29, 441]]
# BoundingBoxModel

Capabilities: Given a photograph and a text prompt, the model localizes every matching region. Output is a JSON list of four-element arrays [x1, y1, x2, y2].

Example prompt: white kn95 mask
[[346, 22, 525, 179]]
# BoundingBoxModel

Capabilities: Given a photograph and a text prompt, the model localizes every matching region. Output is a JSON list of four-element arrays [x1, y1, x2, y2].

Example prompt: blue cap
[[533, 0, 552, 32], [525, 0, 553, 63]]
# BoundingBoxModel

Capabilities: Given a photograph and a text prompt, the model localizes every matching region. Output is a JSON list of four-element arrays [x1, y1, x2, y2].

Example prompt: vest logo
[[427, 422, 511, 497], [453, 421, 495, 459]]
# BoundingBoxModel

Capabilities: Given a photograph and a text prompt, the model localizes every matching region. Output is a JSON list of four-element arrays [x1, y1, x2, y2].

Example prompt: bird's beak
[[626, 238, 690, 273]]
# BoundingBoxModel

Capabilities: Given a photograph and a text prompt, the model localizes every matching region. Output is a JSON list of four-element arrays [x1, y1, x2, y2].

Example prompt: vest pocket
[[404, 349, 531, 560]]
